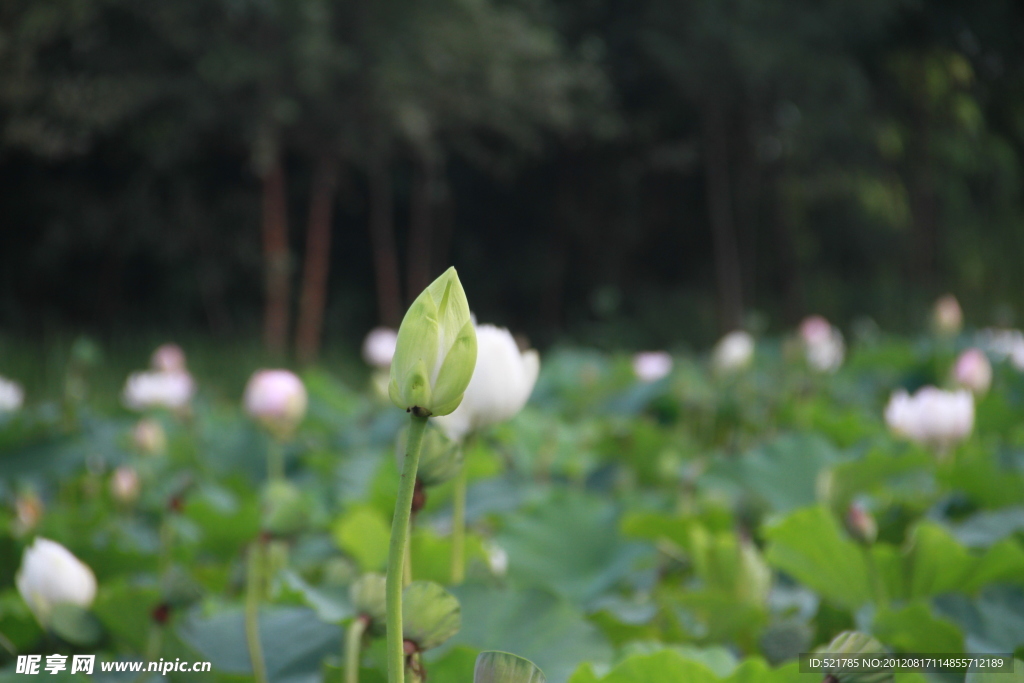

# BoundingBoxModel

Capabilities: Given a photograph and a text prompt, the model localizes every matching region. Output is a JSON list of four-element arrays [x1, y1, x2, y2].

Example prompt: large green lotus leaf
[[474, 651, 547, 683], [332, 506, 390, 572], [182, 484, 261, 561], [965, 660, 1024, 683], [763, 506, 872, 610], [403, 581, 461, 651], [177, 606, 340, 683], [92, 581, 162, 652], [938, 456, 1024, 509], [904, 522, 976, 598], [497, 494, 653, 605], [426, 646, 480, 682], [615, 643, 737, 677], [871, 601, 963, 654], [278, 570, 353, 625], [600, 650, 721, 683], [819, 448, 934, 514], [933, 585, 1024, 653], [708, 434, 842, 514], [963, 538, 1024, 592], [410, 526, 488, 584], [946, 506, 1024, 548], [447, 585, 611, 683]]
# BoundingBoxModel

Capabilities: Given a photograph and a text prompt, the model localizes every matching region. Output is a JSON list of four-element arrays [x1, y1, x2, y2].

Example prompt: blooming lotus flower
[[362, 327, 398, 369], [243, 370, 308, 438], [712, 331, 755, 373], [0, 376, 24, 413], [132, 418, 166, 455], [953, 348, 992, 395], [933, 295, 963, 336], [389, 267, 477, 418], [151, 343, 187, 373], [632, 351, 673, 383], [884, 386, 974, 452], [799, 316, 845, 373], [123, 371, 194, 412], [16, 538, 97, 627], [110, 467, 140, 504], [433, 325, 539, 442]]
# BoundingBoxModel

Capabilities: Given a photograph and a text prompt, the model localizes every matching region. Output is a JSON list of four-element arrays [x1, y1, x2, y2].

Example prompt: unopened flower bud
[[362, 327, 398, 369], [244, 370, 308, 438], [933, 295, 963, 336], [16, 538, 97, 628], [15, 492, 44, 534], [712, 331, 755, 373], [389, 267, 477, 417], [845, 503, 877, 544], [433, 324, 539, 442], [953, 348, 992, 395], [151, 343, 187, 373], [0, 376, 25, 413], [632, 351, 673, 383], [799, 316, 845, 373]]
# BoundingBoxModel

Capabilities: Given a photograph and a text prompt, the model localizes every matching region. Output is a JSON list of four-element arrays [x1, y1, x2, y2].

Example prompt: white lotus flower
[[244, 369, 308, 438], [632, 351, 673, 383], [953, 348, 992, 395], [123, 371, 194, 412], [433, 325, 539, 442], [151, 343, 187, 373], [0, 377, 24, 413], [884, 386, 974, 452], [933, 295, 963, 336], [712, 331, 755, 373], [362, 327, 398, 369], [800, 316, 845, 373], [16, 538, 97, 627]]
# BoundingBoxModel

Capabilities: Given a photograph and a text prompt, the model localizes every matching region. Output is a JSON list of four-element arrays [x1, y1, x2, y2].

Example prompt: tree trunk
[[295, 154, 340, 364], [369, 153, 402, 327], [262, 158, 291, 355], [406, 155, 438, 301], [700, 97, 744, 332]]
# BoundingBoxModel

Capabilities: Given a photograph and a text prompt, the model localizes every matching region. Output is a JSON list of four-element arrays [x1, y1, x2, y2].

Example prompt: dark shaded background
[[2, 0, 1023, 357]]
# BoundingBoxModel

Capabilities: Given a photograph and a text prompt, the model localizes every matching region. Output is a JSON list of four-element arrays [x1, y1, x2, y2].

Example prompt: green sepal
[[474, 651, 546, 683], [430, 318, 478, 417], [402, 581, 461, 651]]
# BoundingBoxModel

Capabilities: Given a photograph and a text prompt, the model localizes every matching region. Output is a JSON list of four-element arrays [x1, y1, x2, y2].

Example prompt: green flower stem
[[245, 541, 269, 683], [450, 455, 468, 585], [403, 518, 413, 587], [386, 414, 428, 683], [345, 616, 367, 683], [267, 439, 285, 482]]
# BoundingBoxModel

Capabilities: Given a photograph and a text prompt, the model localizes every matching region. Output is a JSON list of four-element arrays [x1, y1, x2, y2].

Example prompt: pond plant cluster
[[0, 271, 1023, 683]]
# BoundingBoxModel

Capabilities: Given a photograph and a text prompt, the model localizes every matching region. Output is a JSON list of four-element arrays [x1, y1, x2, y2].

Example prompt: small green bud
[[401, 581, 461, 651], [396, 423, 463, 487], [349, 572, 388, 634], [474, 651, 546, 683], [389, 267, 477, 417], [261, 480, 310, 536], [817, 631, 893, 683]]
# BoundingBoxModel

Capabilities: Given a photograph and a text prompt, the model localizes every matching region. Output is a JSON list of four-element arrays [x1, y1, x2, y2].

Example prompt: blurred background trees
[[1, 0, 1023, 355]]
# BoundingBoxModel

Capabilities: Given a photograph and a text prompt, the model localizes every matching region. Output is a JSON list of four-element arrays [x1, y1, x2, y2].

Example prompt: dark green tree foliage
[[1, 0, 1023, 347]]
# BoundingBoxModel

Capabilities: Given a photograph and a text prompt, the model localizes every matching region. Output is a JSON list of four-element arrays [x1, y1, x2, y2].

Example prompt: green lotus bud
[[389, 267, 477, 418], [474, 652, 546, 683], [349, 572, 388, 634], [261, 480, 310, 536], [401, 581, 460, 651], [817, 631, 893, 683], [396, 423, 463, 487]]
